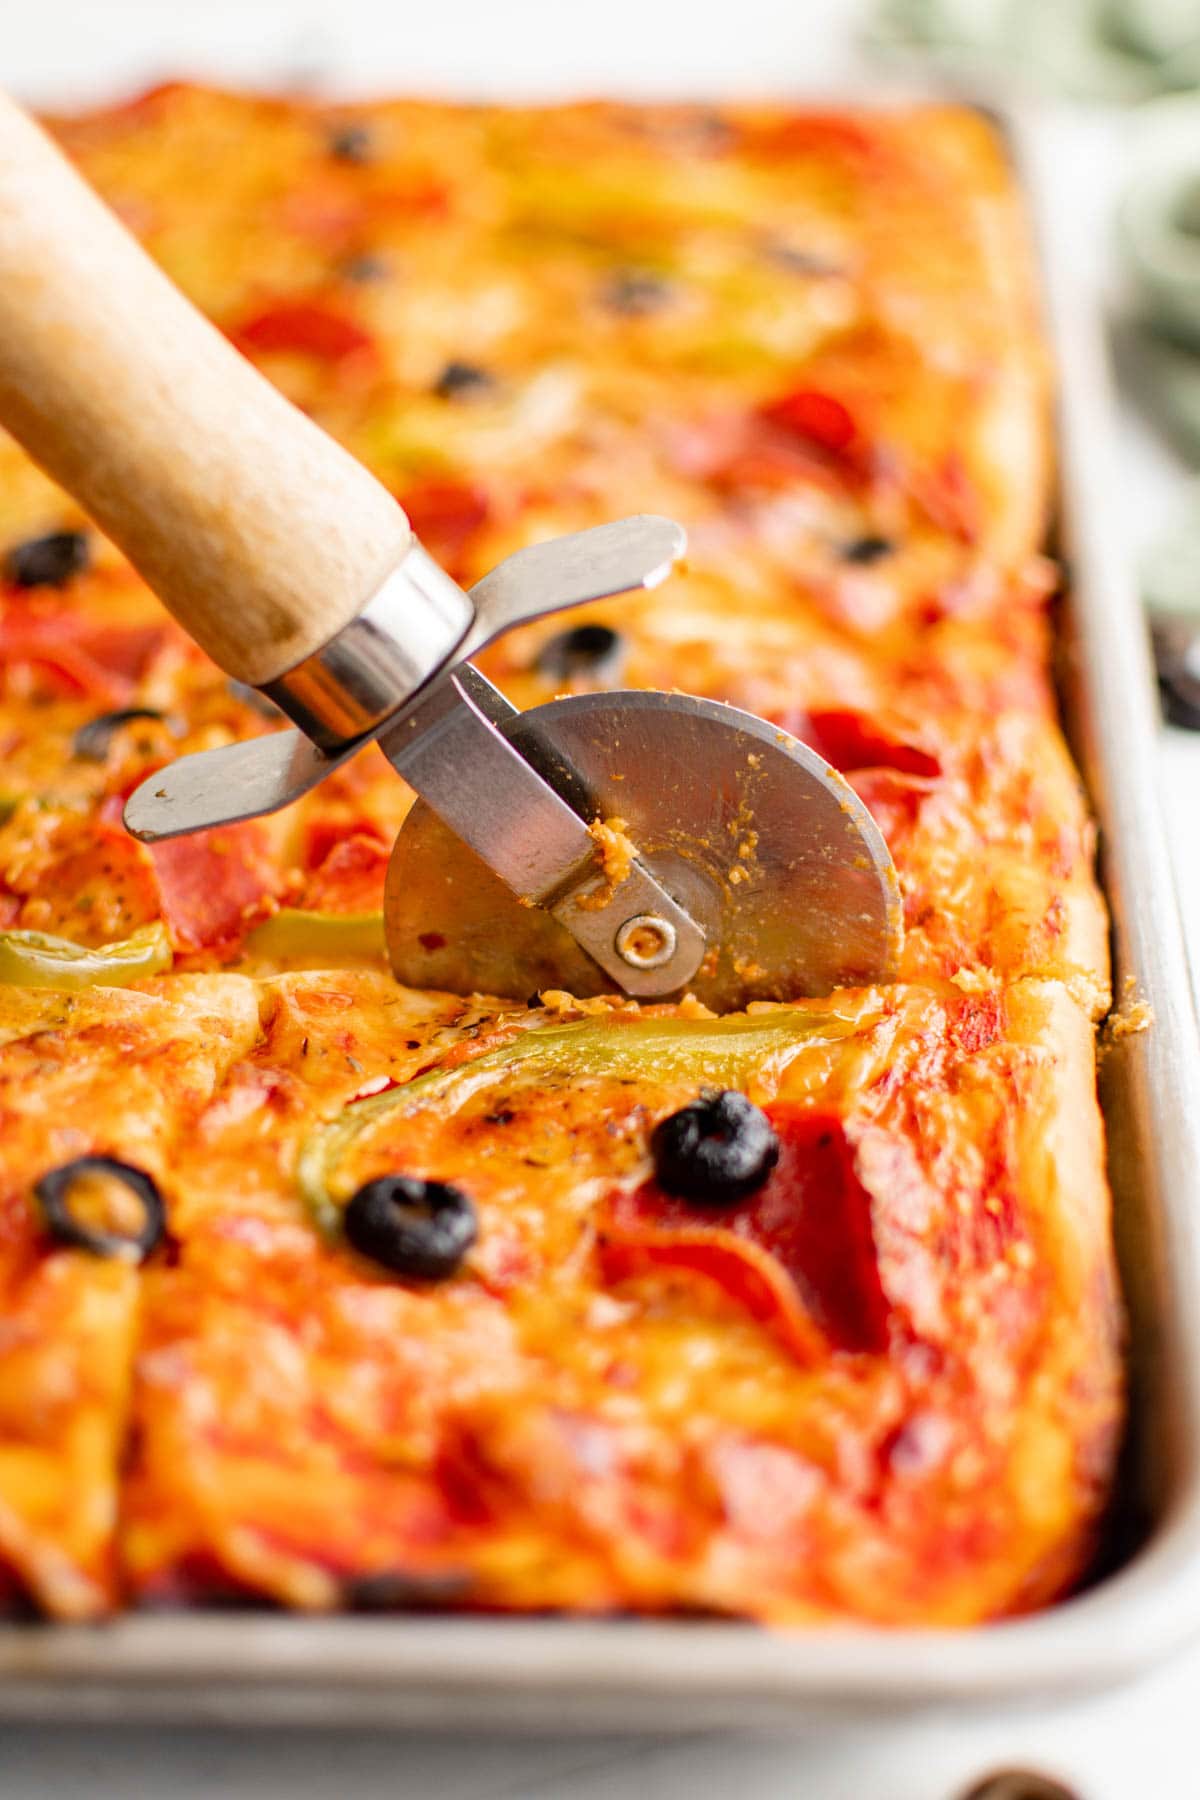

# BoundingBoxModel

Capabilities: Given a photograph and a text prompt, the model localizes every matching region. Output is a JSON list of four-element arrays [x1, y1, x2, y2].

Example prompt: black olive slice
[[34, 1156, 166, 1262], [602, 269, 674, 316], [536, 622, 625, 683], [651, 1091, 780, 1207], [341, 253, 389, 286], [327, 122, 373, 165], [343, 1176, 477, 1280], [433, 360, 494, 399], [344, 1567, 472, 1611], [72, 707, 172, 763], [840, 534, 896, 565], [5, 530, 90, 589], [765, 241, 843, 277], [672, 110, 734, 153]]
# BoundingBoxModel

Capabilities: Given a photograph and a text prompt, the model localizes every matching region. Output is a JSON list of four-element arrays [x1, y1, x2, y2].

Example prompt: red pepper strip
[[233, 301, 374, 362], [300, 831, 389, 913], [148, 820, 282, 953], [601, 1106, 890, 1358]]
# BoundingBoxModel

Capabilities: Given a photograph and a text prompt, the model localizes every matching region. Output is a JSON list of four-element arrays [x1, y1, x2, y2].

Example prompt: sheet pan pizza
[[0, 86, 1122, 1624]]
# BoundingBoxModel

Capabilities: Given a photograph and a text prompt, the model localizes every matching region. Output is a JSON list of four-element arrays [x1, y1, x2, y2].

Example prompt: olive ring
[[34, 1156, 166, 1263]]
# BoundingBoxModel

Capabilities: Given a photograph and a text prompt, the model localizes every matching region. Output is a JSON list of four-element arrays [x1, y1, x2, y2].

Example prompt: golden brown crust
[[0, 973, 1121, 1623]]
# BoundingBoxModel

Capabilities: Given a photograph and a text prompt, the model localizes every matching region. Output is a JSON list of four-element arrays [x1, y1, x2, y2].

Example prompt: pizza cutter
[[0, 93, 900, 1009]]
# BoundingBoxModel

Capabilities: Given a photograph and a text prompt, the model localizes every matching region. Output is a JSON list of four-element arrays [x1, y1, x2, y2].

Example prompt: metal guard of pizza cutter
[[124, 514, 710, 997]]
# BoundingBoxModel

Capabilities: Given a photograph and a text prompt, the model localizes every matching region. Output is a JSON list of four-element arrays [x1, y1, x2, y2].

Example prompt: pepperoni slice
[[847, 767, 939, 846], [759, 388, 859, 455], [4, 822, 162, 944], [0, 619, 175, 705], [148, 821, 281, 953], [773, 710, 944, 848], [748, 113, 883, 165], [602, 1107, 890, 1359], [600, 1213, 829, 1365], [300, 831, 389, 913], [806, 709, 942, 778], [76, 624, 174, 683], [0, 623, 126, 704], [771, 706, 942, 779]]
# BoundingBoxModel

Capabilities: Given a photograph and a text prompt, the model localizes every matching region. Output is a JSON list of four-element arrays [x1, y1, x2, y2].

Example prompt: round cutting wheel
[[385, 691, 901, 1012]]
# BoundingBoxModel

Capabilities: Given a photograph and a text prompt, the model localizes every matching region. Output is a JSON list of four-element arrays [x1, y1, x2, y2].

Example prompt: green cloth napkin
[[1114, 94, 1200, 627], [872, 0, 1200, 701], [871, 0, 1200, 101]]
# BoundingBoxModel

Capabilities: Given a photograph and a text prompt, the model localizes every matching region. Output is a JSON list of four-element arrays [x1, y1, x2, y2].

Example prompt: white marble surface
[[4, 3, 1200, 1794]]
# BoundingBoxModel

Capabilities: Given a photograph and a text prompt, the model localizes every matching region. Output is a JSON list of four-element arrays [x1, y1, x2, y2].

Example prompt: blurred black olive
[[73, 707, 172, 763], [34, 1157, 165, 1263], [342, 253, 389, 285], [766, 241, 843, 277], [327, 122, 373, 165], [536, 622, 625, 683], [5, 530, 90, 589], [602, 269, 674, 316], [840, 534, 896, 565], [344, 1568, 471, 1611], [433, 360, 494, 399]]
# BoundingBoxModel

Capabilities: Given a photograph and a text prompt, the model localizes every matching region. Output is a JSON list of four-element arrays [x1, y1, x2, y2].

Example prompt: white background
[[4, 3, 1199, 1794]]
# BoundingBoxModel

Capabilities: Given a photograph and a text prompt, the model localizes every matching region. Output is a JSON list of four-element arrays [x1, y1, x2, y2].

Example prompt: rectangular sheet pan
[[1, 103, 1198, 1731]]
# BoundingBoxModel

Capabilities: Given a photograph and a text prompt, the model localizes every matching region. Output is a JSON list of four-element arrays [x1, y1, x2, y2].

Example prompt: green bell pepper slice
[[243, 908, 386, 965], [297, 1002, 876, 1235], [0, 921, 172, 990]]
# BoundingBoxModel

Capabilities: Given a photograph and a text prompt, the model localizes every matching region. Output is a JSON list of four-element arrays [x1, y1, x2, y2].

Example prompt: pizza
[[0, 85, 1122, 1625]]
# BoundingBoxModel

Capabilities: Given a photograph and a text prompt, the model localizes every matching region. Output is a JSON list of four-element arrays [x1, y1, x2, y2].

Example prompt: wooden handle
[[0, 93, 411, 686]]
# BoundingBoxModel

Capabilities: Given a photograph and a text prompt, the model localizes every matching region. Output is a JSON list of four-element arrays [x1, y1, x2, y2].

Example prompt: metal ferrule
[[261, 541, 474, 749]]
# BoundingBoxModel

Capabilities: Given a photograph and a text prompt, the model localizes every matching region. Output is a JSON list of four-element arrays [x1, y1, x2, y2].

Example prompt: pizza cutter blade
[[124, 514, 901, 1008], [383, 670, 901, 1012]]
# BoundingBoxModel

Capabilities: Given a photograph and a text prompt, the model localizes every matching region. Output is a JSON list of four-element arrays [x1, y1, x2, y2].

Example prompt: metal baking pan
[[1, 102, 1199, 1731]]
